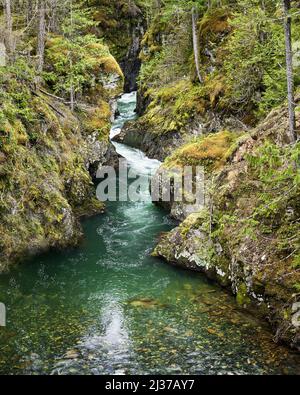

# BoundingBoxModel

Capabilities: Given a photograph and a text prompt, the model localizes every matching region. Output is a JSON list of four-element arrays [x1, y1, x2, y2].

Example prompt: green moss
[[199, 8, 231, 39], [203, 74, 227, 108], [92, 0, 146, 62], [80, 100, 112, 141], [73, 197, 105, 218], [137, 79, 209, 136], [236, 283, 251, 307], [139, 14, 168, 62], [292, 254, 300, 269], [165, 130, 241, 171], [44, 34, 123, 102]]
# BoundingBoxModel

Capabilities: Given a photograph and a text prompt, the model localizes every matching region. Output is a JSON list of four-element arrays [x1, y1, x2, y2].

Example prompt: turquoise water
[[0, 93, 299, 375]]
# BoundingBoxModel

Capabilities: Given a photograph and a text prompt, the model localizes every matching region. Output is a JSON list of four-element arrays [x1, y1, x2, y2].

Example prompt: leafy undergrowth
[[237, 142, 299, 274], [211, 137, 300, 296]]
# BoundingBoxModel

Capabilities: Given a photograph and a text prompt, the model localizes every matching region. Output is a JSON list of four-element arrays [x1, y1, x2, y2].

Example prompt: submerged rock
[[126, 297, 167, 309], [63, 350, 79, 360]]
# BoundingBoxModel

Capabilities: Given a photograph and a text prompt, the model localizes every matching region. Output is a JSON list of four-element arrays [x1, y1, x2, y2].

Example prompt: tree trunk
[[154, 0, 162, 12], [69, 0, 75, 111], [37, 0, 46, 73], [70, 83, 75, 111], [192, 7, 203, 84], [283, 0, 297, 143], [48, 0, 59, 32], [0, 42, 6, 67], [4, 0, 14, 55]]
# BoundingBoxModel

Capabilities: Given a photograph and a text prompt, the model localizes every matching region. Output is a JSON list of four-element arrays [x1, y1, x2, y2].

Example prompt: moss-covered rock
[[154, 98, 300, 350], [151, 130, 245, 220], [164, 130, 242, 171], [153, 211, 231, 288], [0, 49, 122, 272]]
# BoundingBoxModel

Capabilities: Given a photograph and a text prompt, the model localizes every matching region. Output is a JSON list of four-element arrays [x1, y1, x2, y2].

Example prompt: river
[[0, 92, 299, 375]]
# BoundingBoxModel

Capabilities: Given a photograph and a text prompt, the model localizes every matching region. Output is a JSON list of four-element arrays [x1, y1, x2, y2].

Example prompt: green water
[[0, 93, 299, 375]]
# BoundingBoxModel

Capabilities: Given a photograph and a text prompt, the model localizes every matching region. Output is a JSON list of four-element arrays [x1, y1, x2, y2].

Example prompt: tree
[[192, 6, 203, 84], [282, 0, 297, 143], [4, 0, 14, 56], [44, 2, 116, 109], [37, 0, 46, 73]]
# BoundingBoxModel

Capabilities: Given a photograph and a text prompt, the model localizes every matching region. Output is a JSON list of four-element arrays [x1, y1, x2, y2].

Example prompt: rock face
[[92, 0, 146, 93], [154, 211, 300, 351], [112, 121, 184, 161], [153, 101, 300, 350], [154, 215, 299, 349], [120, 20, 145, 93], [113, 105, 248, 161]]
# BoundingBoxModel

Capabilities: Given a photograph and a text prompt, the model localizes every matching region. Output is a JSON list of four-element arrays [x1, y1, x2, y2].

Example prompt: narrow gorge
[[0, 0, 300, 376]]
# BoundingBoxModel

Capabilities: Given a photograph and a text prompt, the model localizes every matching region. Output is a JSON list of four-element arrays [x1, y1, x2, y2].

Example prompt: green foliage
[[219, 0, 300, 117], [244, 142, 300, 256], [42, 2, 123, 101], [139, 3, 192, 87], [139, 51, 167, 87], [222, 3, 275, 114], [0, 65, 108, 268], [0, 59, 37, 139], [0, 0, 125, 269], [62, 1, 96, 36], [44, 34, 110, 98], [206, 137, 300, 295], [139, 0, 300, 129], [292, 254, 300, 269]]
